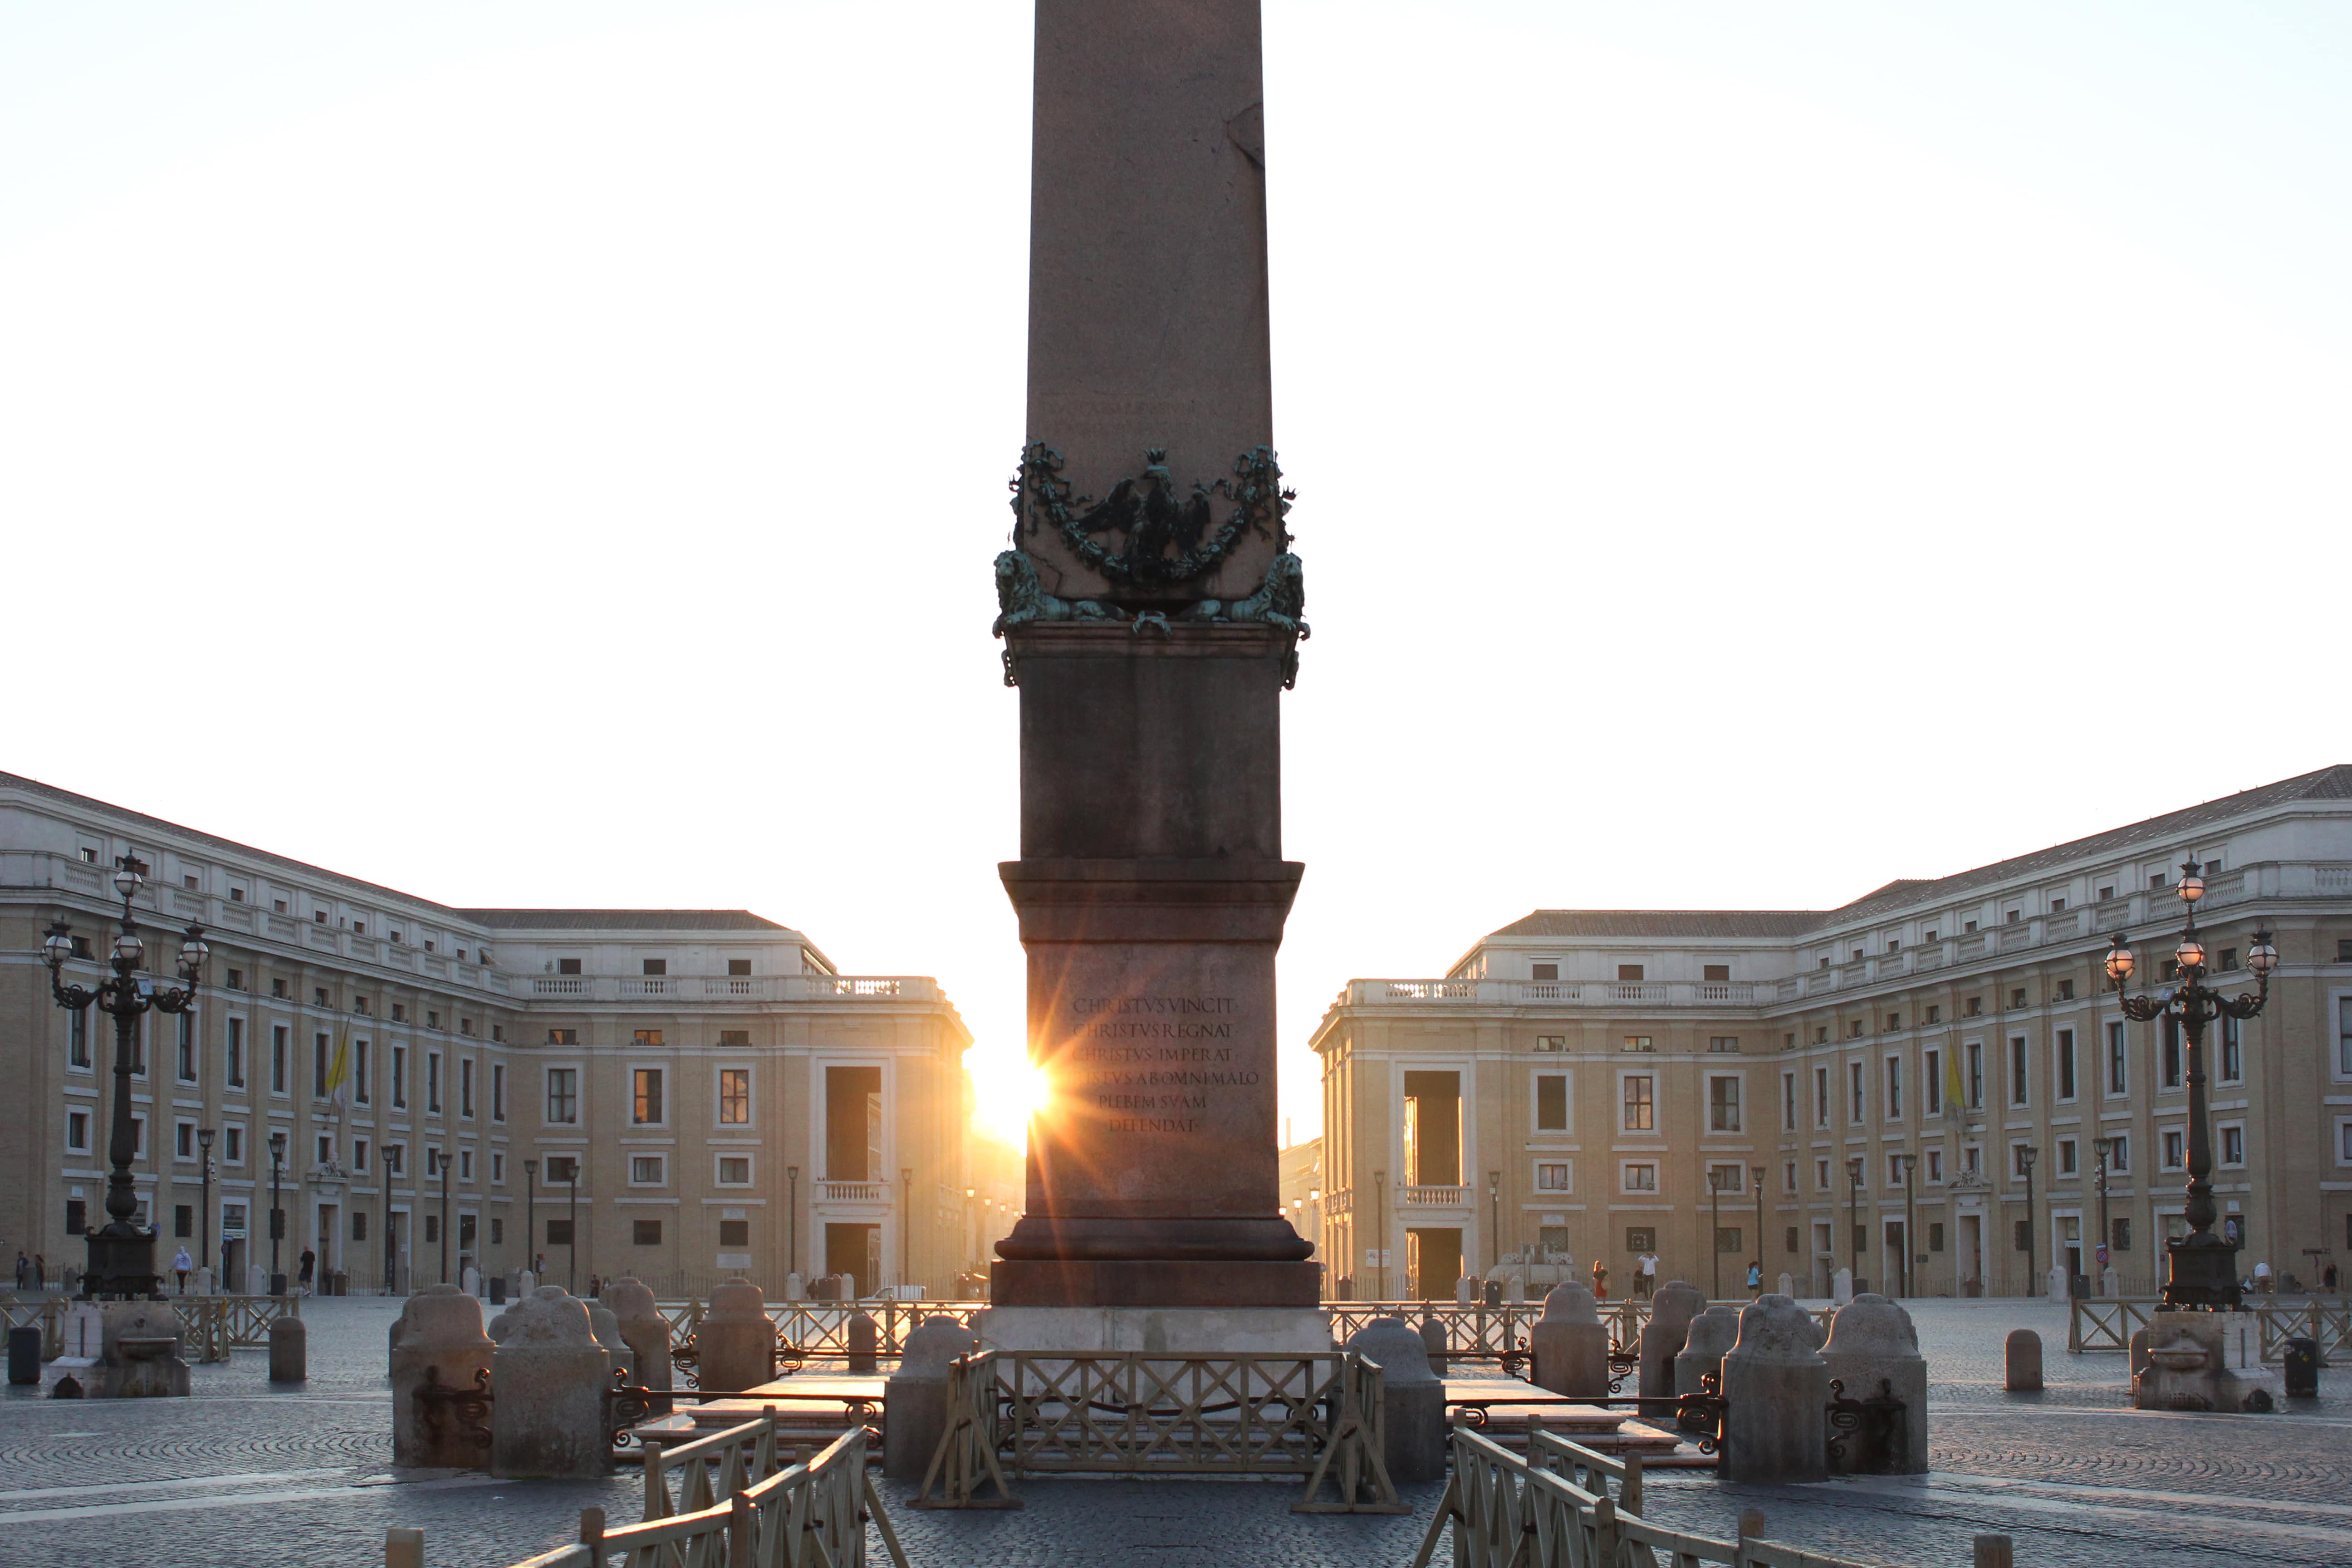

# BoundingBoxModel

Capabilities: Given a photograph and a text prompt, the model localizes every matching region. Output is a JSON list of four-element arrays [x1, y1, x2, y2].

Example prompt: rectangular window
[[2112, 1217, 2132, 1252], [2162, 1018, 2182, 1089], [634, 1029, 665, 1047], [718, 1156, 752, 1185], [314, 1032, 331, 1097], [719, 1029, 752, 1047], [545, 1156, 578, 1183], [719, 1218, 750, 1246], [492, 1063, 506, 1121], [1887, 1154, 1905, 1186], [69, 1009, 89, 1069], [271, 1025, 289, 1095], [1814, 1066, 1829, 1128], [1621, 1161, 1658, 1192], [547, 1029, 578, 1046], [491, 1152, 504, 1183], [353, 1137, 369, 1173], [427, 1051, 443, 1113], [546, 1068, 578, 1125], [2220, 1124, 2245, 1166], [354, 1040, 370, 1104], [2012, 1144, 2033, 1178], [225, 1126, 244, 1164], [1708, 1036, 1740, 1053], [1885, 1058, 1902, 1121], [728, 958, 752, 977], [1967, 1041, 1984, 1108], [1782, 1072, 1797, 1132], [392, 1044, 408, 1108], [630, 1155, 664, 1184], [719, 1068, 752, 1125], [460, 1058, 475, 1117], [1708, 1075, 1740, 1132], [642, 959, 667, 977], [2107, 1020, 2127, 1095], [1850, 1061, 1865, 1123], [459, 1150, 472, 1181], [174, 1204, 193, 1238], [1535, 1161, 1571, 1191], [1617, 964, 1645, 982], [1715, 1227, 1743, 1255], [1621, 1075, 1654, 1132], [1927, 1149, 1943, 1182], [2220, 1015, 2242, 1083], [2058, 1137, 2077, 1176], [1535, 1073, 1569, 1132], [67, 1108, 91, 1152], [633, 1219, 662, 1245], [1622, 1035, 1654, 1053], [2056, 1029, 2077, 1100], [2162, 1128, 2185, 1169], [558, 958, 583, 975], [1783, 1160, 1798, 1192], [226, 1017, 245, 1087], [633, 1068, 664, 1125], [1707, 1162, 1744, 1194], [1816, 1157, 1830, 1191], [547, 1219, 574, 1245], [1924, 1049, 1942, 1117], [2009, 1038, 2029, 1106], [1531, 962, 1559, 981], [176, 1014, 196, 1082], [176, 1121, 195, 1158], [2109, 1134, 2129, 1173]]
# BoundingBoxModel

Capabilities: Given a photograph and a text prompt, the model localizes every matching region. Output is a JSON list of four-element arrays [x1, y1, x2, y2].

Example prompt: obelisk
[[988, 0, 1318, 1338]]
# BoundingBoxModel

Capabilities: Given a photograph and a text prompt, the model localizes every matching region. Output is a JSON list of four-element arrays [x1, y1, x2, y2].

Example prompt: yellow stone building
[[0, 771, 972, 1298], [1313, 767, 2352, 1300]]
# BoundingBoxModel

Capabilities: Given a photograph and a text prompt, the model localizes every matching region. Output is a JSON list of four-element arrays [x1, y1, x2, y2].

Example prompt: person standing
[[2253, 1259, 2273, 1295], [1745, 1260, 1763, 1298], [1638, 1251, 1658, 1300], [11, 1253, 25, 1292], [31, 1255, 45, 1291], [298, 1246, 317, 1294], [172, 1246, 193, 1294], [1591, 1258, 1609, 1303]]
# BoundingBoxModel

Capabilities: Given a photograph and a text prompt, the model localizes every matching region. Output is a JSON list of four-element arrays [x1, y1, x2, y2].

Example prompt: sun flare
[[965, 1040, 1049, 1149]]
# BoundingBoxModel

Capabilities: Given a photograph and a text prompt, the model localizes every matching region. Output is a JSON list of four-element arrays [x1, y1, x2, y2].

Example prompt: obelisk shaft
[[994, 0, 1313, 1309]]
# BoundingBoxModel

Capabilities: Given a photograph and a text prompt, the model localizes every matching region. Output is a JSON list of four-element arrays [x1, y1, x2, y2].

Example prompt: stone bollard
[[698, 1278, 774, 1394], [518, 1270, 536, 1297], [1820, 1294, 1926, 1474], [1417, 1313, 1449, 1377], [2004, 1329, 2042, 1392], [1719, 1295, 1828, 1484], [269, 1314, 309, 1383], [1638, 1281, 1705, 1401], [247, 1264, 267, 1297], [847, 1311, 881, 1375], [883, 1316, 979, 1481], [1974, 1534, 2014, 1568], [587, 1301, 635, 1382], [784, 1271, 805, 1302], [7, 1326, 39, 1386], [603, 1276, 672, 1413], [385, 1527, 426, 1568], [1776, 1273, 1795, 1299], [490, 1287, 613, 1479], [1832, 1267, 1853, 1304], [1675, 1305, 1740, 1402], [1345, 1318, 1444, 1484], [1529, 1283, 1609, 1398], [2128, 1327, 2151, 1380], [391, 1285, 496, 1468]]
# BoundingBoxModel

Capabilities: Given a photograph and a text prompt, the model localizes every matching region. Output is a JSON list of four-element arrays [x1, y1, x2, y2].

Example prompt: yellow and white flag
[[326, 1025, 352, 1112], [1943, 1046, 1966, 1125]]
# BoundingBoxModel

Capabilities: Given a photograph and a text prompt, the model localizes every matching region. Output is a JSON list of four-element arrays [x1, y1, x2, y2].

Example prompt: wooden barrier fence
[[2069, 1296, 2349, 1362]]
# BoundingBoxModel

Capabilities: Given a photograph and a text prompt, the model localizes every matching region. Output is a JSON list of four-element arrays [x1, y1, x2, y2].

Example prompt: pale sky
[[5, 2, 2347, 1149]]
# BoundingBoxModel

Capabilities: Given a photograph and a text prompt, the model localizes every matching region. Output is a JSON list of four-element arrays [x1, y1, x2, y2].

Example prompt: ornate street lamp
[[524, 1158, 539, 1282], [2091, 1137, 2115, 1298], [786, 1165, 801, 1282], [1487, 1169, 1501, 1276], [268, 1128, 289, 1295], [1753, 1164, 1768, 1297], [2105, 852, 2277, 1309], [1708, 1166, 1728, 1299], [2018, 1144, 2039, 1297], [43, 856, 208, 1299], [197, 1127, 216, 1282], [1895, 1153, 1918, 1299], [1844, 1158, 1866, 1293]]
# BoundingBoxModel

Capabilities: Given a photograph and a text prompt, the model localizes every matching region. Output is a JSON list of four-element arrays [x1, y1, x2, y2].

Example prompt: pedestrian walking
[[32, 1255, 46, 1291], [1591, 1259, 1609, 1303], [1745, 1260, 1762, 1298], [298, 1246, 316, 1294], [172, 1246, 193, 1294], [11, 1253, 25, 1292]]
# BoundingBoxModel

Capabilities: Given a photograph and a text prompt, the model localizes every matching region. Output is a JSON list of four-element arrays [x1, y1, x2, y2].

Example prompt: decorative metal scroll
[[1824, 1375, 1906, 1471], [416, 1364, 493, 1454]]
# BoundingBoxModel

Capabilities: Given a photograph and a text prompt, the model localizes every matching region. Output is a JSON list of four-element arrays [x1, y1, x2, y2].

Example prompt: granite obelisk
[[990, 0, 1315, 1320]]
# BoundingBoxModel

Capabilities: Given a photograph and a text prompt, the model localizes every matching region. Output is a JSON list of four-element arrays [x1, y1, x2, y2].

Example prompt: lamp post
[[269, 1129, 288, 1296], [1753, 1164, 1768, 1297], [567, 1159, 579, 1294], [787, 1166, 800, 1282], [2105, 855, 2277, 1310], [1372, 1170, 1387, 1300], [42, 856, 209, 1298], [1845, 1158, 1864, 1292], [965, 1187, 979, 1274], [197, 1127, 216, 1281], [1896, 1153, 1918, 1299], [2090, 1137, 2114, 1298], [900, 1166, 914, 1298], [431, 1148, 451, 1285], [2019, 1144, 2039, 1297], [524, 1159, 538, 1284], [1487, 1169, 1501, 1276], [1709, 1167, 1727, 1299]]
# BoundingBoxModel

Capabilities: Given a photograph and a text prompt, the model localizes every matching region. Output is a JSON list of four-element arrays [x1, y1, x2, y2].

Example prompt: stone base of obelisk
[[973, 1304, 1334, 1357]]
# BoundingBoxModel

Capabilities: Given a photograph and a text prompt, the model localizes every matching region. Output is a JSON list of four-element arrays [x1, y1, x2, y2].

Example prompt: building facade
[[1312, 767, 2352, 1300], [0, 771, 973, 1299]]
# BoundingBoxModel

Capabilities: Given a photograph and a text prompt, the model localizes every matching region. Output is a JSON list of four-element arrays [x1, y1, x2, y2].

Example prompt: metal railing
[[1412, 1423, 1912, 1568], [2070, 1296, 2351, 1362], [178, 1295, 301, 1362], [658, 1299, 987, 1357], [1327, 1298, 1828, 1357], [914, 1349, 1404, 1513]]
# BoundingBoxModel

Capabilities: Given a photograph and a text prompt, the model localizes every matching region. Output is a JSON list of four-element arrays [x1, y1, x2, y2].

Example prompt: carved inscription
[[1068, 995, 1259, 1133]]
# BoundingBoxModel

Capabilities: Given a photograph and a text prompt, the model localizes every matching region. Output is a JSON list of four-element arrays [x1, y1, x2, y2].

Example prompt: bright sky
[[5, 2, 2347, 1150]]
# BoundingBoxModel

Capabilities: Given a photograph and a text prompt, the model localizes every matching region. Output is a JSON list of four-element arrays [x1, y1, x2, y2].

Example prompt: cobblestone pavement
[[0, 1295, 2342, 1567]]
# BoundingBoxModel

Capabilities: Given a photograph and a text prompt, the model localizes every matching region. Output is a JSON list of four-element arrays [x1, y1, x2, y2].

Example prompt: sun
[[964, 1040, 1050, 1149]]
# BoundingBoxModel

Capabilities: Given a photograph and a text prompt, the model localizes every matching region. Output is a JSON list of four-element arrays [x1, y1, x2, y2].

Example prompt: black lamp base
[[81, 1224, 160, 1300], [2161, 1235, 2243, 1310]]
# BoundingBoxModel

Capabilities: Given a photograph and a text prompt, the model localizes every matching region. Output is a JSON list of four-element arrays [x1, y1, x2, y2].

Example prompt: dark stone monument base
[[991, 1258, 1322, 1309]]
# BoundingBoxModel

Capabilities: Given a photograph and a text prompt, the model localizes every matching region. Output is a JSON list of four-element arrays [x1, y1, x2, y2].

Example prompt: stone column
[[490, 1287, 613, 1480], [883, 1317, 980, 1481], [1674, 1305, 1740, 1401], [1638, 1281, 1704, 1401], [1718, 1295, 1828, 1485], [1820, 1294, 1926, 1474], [698, 1278, 774, 1394], [389, 1284, 495, 1468], [1345, 1319, 1444, 1484], [603, 1275, 672, 1411], [1529, 1283, 1609, 1398]]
